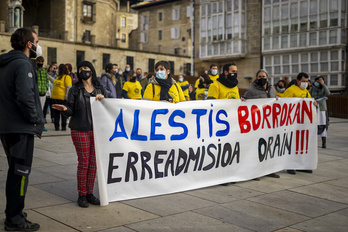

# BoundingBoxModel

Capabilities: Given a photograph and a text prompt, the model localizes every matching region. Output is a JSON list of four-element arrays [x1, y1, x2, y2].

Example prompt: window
[[148, 59, 155, 73], [141, 15, 149, 30], [158, 12, 162, 22], [158, 30, 162, 40], [82, 30, 91, 42], [126, 56, 134, 71], [121, 17, 126, 28], [102, 54, 110, 70], [172, 8, 180, 20], [47, 47, 57, 66], [169, 61, 175, 75], [121, 33, 126, 43], [76, 51, 85, 68], [171, 27, 180, 39], [82, 2, 95, 22], [140, 32, 148, 43], [186, 6, 192, 17]]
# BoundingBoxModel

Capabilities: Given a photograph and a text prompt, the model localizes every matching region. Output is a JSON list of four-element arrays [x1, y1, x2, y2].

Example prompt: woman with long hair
[[52, 61, 106, 207], [51, 64, 72, 131]]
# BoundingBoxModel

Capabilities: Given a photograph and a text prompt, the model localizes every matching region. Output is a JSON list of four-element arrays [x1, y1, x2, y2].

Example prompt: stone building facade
[[130, 0, 193, 75], [194, 0, 263, 90], [0, 0, 191, 75]]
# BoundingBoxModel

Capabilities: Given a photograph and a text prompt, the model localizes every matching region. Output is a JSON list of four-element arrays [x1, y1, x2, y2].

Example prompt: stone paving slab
[[122, 193, 216, 217], [184, 184, 264, 204], [291, 182, 348, 204], [125, 211, 252, 232], [291, 211, 348, 232], [194, 200, 310, 232], [34, 202, 158, 232], [247, 190, 347, 217]]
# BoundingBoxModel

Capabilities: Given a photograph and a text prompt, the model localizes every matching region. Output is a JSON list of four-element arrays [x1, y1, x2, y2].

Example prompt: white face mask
[[31, 42, 42, 57], [300, 82, 308, 90], [211, 69, 218, 75]]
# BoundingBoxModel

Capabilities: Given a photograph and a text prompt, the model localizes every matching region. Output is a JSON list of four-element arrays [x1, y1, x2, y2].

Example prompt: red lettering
[[238, 106, 251, 134], [301, 100, 313, 123], [272, 103, 281, 128], [251, 105, 261, 131], [293, 102, 301, 124], [286, 103, 295, 126], [262, 105, 272, 129], [280, 103, 288, 127]]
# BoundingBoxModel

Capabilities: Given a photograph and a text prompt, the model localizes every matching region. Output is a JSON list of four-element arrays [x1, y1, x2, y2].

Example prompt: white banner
[[91, 98, 317, 206]]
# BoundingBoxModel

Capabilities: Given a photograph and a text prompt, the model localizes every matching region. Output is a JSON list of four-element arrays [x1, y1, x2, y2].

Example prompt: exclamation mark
[[300, 130, 305, 154], [296, 130, 300, 154], [306, 130, 309, 154]]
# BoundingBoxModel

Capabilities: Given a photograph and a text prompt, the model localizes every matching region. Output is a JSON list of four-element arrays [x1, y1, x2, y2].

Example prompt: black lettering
[[154, 150, 166, 178], [258, 138, 267, 162], [125, 152, 138, 182], [203, 144, 216, 171], [221, 143, 232, 167], [184, 147, 200, 173], [140, 151, 153, 180], [107, 153, 123, 184], [175, 149, 187, 176], [164, 149, 175, 177]]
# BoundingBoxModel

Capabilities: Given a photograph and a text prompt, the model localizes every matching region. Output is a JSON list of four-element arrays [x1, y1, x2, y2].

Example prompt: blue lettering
[[109, 109, 128, 141], [216, 110, 230, 137], [169, 110, 188, 141], [192, 109, 207, 139], [150, 109, 169, 140], [131, 109, 147, 141]]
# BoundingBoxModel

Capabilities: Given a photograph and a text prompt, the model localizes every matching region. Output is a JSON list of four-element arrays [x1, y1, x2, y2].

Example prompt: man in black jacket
[[0, 27, 44, 231]]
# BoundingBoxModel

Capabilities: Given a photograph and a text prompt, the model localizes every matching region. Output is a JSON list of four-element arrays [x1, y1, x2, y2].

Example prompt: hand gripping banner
[[91, 98, 317, 206]]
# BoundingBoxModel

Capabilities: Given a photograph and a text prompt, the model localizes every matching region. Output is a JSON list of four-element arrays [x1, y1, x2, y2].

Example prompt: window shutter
[[171, 28, 175, 38]]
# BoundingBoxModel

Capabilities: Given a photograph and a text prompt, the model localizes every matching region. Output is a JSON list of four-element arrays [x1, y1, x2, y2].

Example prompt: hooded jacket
[[100, 72, 117, 98], [244, 80, 277, 99], [0, 50, 44, 136]]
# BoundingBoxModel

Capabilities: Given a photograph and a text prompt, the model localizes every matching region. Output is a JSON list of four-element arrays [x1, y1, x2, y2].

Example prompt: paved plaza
[[0, 117, 347, 232]]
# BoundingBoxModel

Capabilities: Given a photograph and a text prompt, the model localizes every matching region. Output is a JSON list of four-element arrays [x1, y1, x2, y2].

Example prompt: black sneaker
[[78, 195, 89, 208], [287, 170, 296, 175], [4, 218, 40, 231], [298, 170, 313, 173], [266, 173, 280, 178], [86, 194, 100, 205]]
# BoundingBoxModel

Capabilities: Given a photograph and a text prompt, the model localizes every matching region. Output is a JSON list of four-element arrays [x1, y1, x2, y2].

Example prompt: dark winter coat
[[63, 82, 106, 132], [244, 80, 277, 99], [0, 50, 44, 137]]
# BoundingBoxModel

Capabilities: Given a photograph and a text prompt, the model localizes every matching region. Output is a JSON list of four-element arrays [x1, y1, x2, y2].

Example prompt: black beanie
[[77, 60, 97, 81]]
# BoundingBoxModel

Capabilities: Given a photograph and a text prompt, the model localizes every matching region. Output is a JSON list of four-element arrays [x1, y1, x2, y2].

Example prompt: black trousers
[[51, 99, 68, 130], [0, 134, 34, 223], [42, 97, 52, 120]]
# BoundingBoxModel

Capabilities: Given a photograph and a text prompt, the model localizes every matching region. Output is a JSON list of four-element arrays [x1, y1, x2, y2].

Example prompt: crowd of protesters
[[0, 28, 330, 231]]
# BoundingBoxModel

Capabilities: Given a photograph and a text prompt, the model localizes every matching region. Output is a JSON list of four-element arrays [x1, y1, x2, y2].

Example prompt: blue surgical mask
[[118, 71, 122, 75], [212, 70, 218, 75], [179, 77, 183, 82], [156, 71, 167, 79], [314, 82, 320, 87]]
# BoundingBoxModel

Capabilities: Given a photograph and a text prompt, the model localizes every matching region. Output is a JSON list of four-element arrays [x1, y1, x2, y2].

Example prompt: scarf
[[217, 74, 238, 88], [156, 76, 173, 101]]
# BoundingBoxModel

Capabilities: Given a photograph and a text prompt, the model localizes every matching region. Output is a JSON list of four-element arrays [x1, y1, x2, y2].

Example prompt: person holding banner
[[242, 69, 280, 180], [207, 62, 240, 100], [143, 61, 185, 103], [309, 76, 330, 148], [122, 70, 143, 99], [52, 61, 106, 208], [196, 73, 213, 100], [283, 72, 316, 175]]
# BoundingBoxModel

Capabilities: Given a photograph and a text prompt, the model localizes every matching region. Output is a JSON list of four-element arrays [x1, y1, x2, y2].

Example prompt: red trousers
[[71, 130, 96, 196]]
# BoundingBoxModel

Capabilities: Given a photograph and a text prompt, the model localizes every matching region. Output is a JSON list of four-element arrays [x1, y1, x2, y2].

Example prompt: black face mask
[[227, 73, 237, 80], [37, 63, 43, 68], [113, 71, 117, 76], [256, 78, 267, 86], [277, 84, 284, 89], [80, 70, 92, 80]]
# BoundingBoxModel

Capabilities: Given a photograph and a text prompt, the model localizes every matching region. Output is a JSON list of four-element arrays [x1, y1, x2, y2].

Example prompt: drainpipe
[[190, 0, 195, 76]]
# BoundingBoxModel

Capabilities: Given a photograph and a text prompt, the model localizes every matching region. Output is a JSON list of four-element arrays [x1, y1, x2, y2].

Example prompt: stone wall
[[0, 32, 191, 77], [131, 0, 192, 56]]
